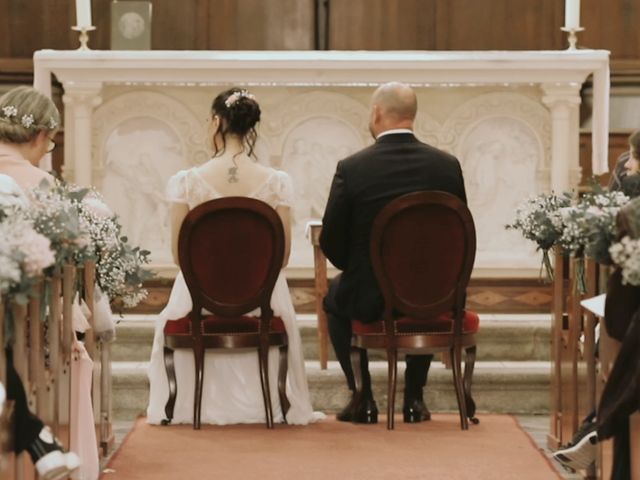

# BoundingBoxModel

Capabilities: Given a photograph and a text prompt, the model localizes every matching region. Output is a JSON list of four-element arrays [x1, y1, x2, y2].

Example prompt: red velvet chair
[[350, 191, 479, 430], [163, 197, 289, 429]]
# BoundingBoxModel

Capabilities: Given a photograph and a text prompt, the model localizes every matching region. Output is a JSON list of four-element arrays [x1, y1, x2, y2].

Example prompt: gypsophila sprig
[[506, 192, 572, 280], [609, 236, 640, 286], [45, 180, 153, 308], [581, 189, 630, 264], [25, 179, 84, 266]]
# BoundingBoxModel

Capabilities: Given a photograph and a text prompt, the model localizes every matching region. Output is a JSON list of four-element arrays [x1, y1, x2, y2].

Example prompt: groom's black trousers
[[323, 274, 432, 400]]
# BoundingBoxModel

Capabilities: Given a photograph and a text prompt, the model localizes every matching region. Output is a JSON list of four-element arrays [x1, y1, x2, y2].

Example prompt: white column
[[33, 67, 54, 171], [541, 83, 582, 193], [62, 83, 102, 186]]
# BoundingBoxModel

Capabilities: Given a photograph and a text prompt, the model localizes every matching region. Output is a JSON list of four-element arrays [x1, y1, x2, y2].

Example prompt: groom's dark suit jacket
[[320, 132, 467, 323]]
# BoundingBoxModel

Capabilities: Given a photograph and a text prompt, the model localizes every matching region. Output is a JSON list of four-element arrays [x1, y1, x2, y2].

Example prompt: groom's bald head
[[369, 82, 417, 138], [372, 82, 417, 121]]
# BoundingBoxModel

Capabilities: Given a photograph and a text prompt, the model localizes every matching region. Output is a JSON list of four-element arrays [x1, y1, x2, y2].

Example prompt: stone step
[[111, 314, 551, 363], [112, 360, 550, 421]]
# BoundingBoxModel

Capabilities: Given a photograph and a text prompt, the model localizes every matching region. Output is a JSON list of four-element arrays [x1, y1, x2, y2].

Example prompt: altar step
[[109, 313, 552, 420], [111, 360, 550, 421], [111, 313, 551, 363]]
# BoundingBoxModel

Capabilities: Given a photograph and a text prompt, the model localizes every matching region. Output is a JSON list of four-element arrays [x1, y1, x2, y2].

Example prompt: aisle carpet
[[103, 415, 561, 480]]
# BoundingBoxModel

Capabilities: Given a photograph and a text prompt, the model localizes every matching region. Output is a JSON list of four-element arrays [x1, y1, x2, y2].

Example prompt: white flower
[[610, 236, 640, 286], [49, 118, 58, 129], [21, 114, 34, 128], [20, 229, 55, 276], [224, 90, 255, 108], [2, 106, 17, 118], [83, 196, 112, 219]]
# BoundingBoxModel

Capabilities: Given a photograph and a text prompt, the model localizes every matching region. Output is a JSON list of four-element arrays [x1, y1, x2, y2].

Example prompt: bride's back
[[194, 153, 274, 198]]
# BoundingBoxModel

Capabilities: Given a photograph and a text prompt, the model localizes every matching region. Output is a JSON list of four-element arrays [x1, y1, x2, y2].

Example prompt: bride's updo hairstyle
[[210, 87, 261, 158], [0, 86, 60, 144]]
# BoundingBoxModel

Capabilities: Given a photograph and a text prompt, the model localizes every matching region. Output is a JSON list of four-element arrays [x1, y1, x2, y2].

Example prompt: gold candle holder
[[71, 25, 97, 51], [560, 26, 585, 51]]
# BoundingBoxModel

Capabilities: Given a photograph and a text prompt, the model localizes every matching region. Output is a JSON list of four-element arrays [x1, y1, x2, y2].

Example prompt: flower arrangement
[[0, 178, 152, 309], [0, 216, 55, 301], [508, 185, 630, 291], [609, 236, 640, 286], [37, 180, 154, 308], [505, 192, 572, 279]]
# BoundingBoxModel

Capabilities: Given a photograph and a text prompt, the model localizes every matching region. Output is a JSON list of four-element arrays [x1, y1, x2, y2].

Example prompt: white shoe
[[34, 450, 81, 480], [553, 430, 597, 470]]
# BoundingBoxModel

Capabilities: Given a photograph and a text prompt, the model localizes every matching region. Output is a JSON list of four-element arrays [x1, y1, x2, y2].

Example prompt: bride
[[147, 88, 323, 425]]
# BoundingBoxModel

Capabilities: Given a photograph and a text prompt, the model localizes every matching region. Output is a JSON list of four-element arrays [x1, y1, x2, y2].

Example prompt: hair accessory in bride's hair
[[1, 104, 58, 130], [224, 90, 255, 109]]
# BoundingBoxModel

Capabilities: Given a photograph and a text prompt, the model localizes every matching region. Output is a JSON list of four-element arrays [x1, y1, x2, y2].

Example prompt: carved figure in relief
[[101, 119, 183, 263], [281, 117, 361, 260], [460, 118, 540, 252]]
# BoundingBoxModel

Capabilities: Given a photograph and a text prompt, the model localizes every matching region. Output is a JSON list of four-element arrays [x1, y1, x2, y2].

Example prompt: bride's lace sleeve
[[165, 170, 189, 204], [274, 171, 295, 208]]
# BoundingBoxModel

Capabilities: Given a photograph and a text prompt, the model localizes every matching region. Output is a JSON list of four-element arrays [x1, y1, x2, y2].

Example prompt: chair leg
[[193, 343, 205, 430], [162, 346, 177, 426], [258, 346, 274, 428], [387, 348, 398, 430], [278, 344, 290, 423], [464, 345, 479, 425], [450, 345, 469, 430]]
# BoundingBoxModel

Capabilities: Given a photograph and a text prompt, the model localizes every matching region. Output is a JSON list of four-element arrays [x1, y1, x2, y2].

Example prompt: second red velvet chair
[[350, 191, 479, 430]]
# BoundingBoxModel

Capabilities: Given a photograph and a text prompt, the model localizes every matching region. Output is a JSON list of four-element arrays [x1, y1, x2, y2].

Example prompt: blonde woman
[[0, 86, 83, 480]]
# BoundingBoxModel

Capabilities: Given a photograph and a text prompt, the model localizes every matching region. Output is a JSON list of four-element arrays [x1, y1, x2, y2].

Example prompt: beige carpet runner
[[103, 414, 561, 479]]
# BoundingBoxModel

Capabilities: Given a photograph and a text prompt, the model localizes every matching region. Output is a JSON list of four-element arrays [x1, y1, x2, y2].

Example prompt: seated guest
[[599, 196, 640, 479], [0, 86, 81, 479], [554, 135, 640, 471], [608, 130, 640, 197], [320, 82, 467, 424]]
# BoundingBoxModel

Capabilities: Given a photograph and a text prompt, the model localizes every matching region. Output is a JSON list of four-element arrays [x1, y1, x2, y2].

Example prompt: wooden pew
[[82, 262, 114, 458], [548, 250, 598, 452], [0, 299, 7, 476]]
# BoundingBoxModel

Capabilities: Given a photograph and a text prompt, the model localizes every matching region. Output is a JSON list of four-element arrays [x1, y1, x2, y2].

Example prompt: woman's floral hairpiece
[[1, 105, 58, 130], [224, 90, 255, 109]]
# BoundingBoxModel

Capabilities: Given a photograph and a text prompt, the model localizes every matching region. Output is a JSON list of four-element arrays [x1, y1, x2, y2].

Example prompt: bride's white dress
[[147, 168, 324, 425]]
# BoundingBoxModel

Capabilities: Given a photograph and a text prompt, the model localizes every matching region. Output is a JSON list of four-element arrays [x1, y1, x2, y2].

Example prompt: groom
[[320, 82, 468, 424]]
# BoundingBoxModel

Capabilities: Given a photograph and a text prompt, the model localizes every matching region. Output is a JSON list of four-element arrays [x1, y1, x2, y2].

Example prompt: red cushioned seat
[[164, 314, 286, 335], [352, 310, 480, 335]]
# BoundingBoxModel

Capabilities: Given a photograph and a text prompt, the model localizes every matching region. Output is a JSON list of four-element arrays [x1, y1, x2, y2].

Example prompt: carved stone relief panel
[[87, 86, 551, 273], [261, 91, 370, 267], [92, 91, 208, 264], [448, 93, 551, 268]]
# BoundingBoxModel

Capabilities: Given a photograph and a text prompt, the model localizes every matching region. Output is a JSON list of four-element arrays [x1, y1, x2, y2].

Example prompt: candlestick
[[75, 0, 92, 28], [564, 0, 580, 29], [71, 26, 97, 51], [560, 26, 584, 50]]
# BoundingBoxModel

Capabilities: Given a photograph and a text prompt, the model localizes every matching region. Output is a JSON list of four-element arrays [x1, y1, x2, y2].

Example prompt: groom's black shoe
[[403, 398, 431, 423], [336, 395, 378, 424]]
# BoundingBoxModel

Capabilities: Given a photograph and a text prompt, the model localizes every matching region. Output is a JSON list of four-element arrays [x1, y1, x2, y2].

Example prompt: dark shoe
[[27, 427, 81, 480], [336, 395, 358, 422], [403, 398, 431, 423], [336, 395, 378, 424], [351, 397, 378, 424]]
